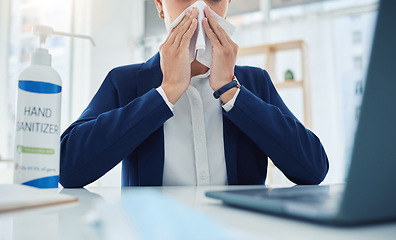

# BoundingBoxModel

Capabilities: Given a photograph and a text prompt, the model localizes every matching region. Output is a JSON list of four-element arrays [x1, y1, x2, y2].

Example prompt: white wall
[[89, 0, 144, 98], [0, 0, 10, 160], [70, 0, 145, 121], [0, 0, 11, 182]]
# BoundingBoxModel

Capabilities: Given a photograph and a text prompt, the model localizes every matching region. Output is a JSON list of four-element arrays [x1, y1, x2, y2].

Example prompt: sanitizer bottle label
[[14, 80, 61, 188]]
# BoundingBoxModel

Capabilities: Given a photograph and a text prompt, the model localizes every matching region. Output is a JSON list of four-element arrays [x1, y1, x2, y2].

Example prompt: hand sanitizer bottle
[[14, 25, 95, 188]]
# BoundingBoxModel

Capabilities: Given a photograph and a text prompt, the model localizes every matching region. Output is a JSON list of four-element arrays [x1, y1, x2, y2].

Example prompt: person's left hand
[[202, 6, 239, 102]]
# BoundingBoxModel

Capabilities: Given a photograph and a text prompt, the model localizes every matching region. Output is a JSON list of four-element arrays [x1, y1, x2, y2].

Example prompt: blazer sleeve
[[60, 69, 173, 188], [224, 69, 329, 185]]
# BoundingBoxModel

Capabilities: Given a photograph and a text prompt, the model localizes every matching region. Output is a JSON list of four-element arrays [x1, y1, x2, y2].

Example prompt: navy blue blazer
[[60, 53, 328, 187]]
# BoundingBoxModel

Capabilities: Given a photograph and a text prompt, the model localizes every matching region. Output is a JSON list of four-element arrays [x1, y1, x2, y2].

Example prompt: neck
[[191, 59, 209, 77]]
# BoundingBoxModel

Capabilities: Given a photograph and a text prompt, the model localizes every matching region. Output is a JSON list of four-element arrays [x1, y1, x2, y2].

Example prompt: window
[[353, 56, 363, 70], [1, 0, 72, 161], [352, 30, 362, 44]]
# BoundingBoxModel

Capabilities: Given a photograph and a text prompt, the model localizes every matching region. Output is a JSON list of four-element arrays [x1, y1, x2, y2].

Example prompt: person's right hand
[[160, 7, 198, 104]]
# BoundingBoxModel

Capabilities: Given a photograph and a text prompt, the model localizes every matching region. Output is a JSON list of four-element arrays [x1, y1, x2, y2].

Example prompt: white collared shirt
[[157, 71, 240, 186]]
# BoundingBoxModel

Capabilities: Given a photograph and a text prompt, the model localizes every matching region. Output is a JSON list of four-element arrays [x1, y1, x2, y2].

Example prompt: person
[[60, 0, 329, 188]]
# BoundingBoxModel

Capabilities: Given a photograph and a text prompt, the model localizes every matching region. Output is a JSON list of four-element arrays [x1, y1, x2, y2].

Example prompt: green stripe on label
[[17, 145, 55, 155]]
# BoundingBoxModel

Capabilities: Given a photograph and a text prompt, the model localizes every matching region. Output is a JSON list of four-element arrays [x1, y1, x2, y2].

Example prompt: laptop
[[206, 0, 396, 226]]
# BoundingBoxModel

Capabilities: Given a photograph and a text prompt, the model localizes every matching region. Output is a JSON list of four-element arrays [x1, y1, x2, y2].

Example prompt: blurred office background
[[0, 0, 378, 186]]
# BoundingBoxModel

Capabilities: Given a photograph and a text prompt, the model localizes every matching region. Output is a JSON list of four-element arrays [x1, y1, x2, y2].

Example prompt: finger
[[172, 8, 198, 46], [221, 27, 239, 52], [161, 28, 176, 50], [173, 12, 197, 47], [167, 11, 192, 45], [204, 13, 238, 52], [204, 6, 229, 46], [204, 7, 229, 45], [165, 8, 194, 46], [175, 8, 195, 33], [202, 17, 221, 47], [179, 18, 198, 49], [222, 27, 233, 43]]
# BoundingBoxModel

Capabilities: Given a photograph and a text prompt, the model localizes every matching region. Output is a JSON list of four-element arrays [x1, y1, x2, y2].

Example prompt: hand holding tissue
[[166, 1, 236, 68]]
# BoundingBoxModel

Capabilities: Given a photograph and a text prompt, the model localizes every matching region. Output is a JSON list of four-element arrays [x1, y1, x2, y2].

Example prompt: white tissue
[[166, 1, 236, 68]]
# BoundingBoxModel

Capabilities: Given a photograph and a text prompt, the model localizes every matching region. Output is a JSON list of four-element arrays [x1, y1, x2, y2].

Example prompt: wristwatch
[[213, 76, 241, 99]]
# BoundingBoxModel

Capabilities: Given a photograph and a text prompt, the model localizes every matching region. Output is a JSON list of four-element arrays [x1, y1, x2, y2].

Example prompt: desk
[[0, 186, 395, 240]]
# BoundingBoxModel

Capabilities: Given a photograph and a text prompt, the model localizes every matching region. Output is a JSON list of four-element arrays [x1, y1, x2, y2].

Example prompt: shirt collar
[[191, 69, 210, 81]]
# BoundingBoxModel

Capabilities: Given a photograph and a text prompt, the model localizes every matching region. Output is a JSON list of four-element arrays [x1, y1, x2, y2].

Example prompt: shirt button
[[197, 134, 204, 141], [200, 173, 207, 180]]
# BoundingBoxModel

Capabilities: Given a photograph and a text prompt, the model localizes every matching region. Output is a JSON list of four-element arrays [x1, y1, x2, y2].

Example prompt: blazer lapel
[[222, 68, 243, 185], [135, 52, 165, 186], [223, 117, 238, 185]]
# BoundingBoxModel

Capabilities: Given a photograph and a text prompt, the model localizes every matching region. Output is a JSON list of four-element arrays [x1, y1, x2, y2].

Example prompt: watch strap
[[213, 77, 240, 99]]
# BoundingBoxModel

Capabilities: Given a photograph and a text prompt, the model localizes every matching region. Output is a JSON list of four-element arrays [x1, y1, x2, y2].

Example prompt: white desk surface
[[1, 185, 396, 240]]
